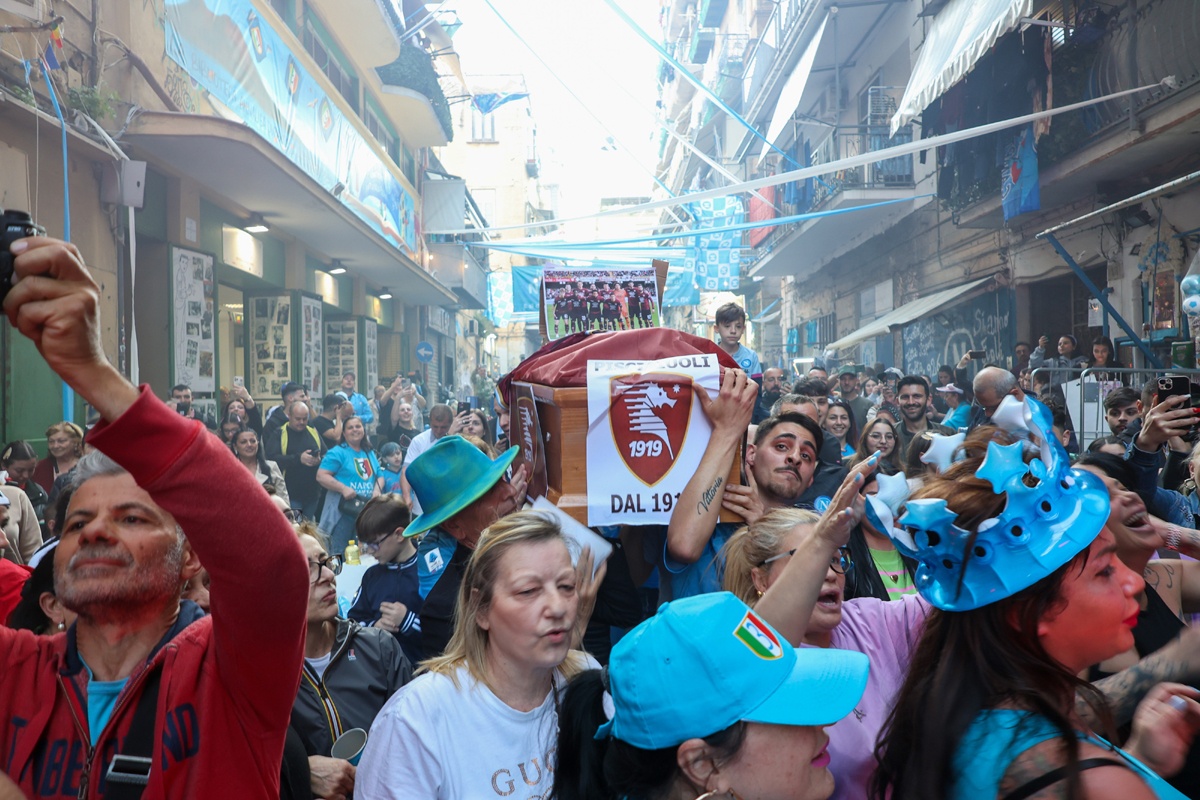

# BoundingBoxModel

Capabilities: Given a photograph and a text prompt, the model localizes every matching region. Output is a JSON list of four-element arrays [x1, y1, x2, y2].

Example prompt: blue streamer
[[26, 57, 75, 422], [479, 195, 934, 251]]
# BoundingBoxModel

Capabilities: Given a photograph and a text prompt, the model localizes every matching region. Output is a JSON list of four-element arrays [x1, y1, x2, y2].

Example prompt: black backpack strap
[[1001, 756, 1130, 800], [103, 667, 162, 799]]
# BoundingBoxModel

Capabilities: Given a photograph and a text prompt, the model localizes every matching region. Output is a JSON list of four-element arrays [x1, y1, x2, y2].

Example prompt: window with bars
[[303, 21, 359, 111], [816, 312, 837, 347]]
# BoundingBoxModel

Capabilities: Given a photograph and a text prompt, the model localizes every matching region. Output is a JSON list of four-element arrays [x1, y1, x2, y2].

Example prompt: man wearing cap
[[0, 493, 32, 621], [937, 383, 970, 430], [265, 400, 327, 520], [837, 365, 873, 432], [340, 371, 374, 426], [403, 436, 528, 656]]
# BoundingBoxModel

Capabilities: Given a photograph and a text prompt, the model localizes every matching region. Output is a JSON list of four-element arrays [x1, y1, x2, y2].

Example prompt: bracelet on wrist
[[1166, 526, 1182, 552]]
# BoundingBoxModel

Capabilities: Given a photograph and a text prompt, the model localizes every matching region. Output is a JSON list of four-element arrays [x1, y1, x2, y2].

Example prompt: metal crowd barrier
[[1029, 365, 1200, 450]]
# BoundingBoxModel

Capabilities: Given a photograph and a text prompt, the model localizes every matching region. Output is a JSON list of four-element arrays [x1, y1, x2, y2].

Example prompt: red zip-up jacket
[[0, 386, 309, 798]]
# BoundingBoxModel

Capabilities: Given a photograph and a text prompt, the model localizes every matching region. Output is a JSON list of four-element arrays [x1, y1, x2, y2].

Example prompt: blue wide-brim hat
[[596, 592, 868, 749], [405, 435, 519, 537]]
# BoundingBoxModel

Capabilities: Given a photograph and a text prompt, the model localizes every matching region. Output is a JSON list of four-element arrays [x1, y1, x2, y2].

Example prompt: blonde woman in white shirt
[[356, 511, 604, 799]]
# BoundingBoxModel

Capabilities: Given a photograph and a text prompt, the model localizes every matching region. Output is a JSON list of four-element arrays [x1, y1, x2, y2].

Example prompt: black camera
[[0, 209, 46, 305]]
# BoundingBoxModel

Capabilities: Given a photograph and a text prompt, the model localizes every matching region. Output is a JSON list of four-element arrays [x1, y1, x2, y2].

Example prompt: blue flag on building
[[1001, 123, 1040, 221], [472, 92, 529, 114], [685, 195, 745, 291], [42, 42, 61, 70]]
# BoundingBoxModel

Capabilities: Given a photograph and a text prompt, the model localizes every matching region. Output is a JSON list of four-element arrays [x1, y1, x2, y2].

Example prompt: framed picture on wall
[[169, 246, 217, 394]]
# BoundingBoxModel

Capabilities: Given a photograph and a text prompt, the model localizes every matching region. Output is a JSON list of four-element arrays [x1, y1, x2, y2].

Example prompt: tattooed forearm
[[1086, 636, 1200, 727], [697, 476, 724, 515]]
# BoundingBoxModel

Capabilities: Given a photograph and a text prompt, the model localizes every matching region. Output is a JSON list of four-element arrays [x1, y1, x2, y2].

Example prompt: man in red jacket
[[0, 236, 310, 798]]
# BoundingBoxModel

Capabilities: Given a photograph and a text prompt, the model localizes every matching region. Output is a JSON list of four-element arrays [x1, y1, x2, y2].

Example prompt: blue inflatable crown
[[864, 396, 1110, 611]]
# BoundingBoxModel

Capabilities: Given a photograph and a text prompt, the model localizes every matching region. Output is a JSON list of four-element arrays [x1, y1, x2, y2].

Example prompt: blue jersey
[[348, 552, 424, 661]]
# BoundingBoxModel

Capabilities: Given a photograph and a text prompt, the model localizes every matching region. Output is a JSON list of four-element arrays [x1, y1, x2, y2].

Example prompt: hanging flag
[[472, 92, 529, 114], [1001, 123, 1040, 221], [487, 272, 514, 327], [511, 264, 544, 314], [50, 23, 64, 49], [662, 265, 699, 307], [686, 195, 746, 291], [42, 42, 60, 70]]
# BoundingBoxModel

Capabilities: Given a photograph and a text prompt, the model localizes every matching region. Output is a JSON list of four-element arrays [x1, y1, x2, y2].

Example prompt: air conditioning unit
[[0, 0, 45, 21]]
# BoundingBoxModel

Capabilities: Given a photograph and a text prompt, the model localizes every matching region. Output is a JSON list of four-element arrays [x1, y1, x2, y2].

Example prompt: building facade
[[0, 0, 477, 441]]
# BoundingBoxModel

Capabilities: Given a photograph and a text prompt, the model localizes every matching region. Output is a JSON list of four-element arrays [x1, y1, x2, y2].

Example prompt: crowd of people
[[4, 244, 1200, 800]]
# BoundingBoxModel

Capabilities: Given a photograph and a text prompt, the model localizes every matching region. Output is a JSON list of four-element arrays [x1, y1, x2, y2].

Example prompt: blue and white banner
[[1001, 123, 1040, 221], [686, 195, 745, 291]]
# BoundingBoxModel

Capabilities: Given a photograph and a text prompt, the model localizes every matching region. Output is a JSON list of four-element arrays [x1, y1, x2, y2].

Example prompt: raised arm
[[754, 459, 874, 645], [666, 369, 756, 564], [6, 237, 308, 733]]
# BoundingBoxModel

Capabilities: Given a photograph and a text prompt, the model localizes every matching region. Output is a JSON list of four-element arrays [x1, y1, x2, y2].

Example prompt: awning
[[123, 111, 457, 307], [760, 14, 829, 160], [890, 0, 1032, 134], [827, 277, 991, 351]]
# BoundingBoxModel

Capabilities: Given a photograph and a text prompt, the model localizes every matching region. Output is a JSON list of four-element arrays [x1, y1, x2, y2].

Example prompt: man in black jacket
[[265, 401, 326, 520]]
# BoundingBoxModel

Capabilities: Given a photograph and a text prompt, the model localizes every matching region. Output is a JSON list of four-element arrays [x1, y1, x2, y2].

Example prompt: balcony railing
[[808, 125, 915, 209]]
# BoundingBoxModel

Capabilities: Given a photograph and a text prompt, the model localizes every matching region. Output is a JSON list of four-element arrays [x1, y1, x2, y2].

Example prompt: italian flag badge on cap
[[734, 611, 783, 660]]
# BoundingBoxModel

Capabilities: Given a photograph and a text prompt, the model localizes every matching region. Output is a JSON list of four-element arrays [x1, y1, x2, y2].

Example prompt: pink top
[[809, 593, 930, 800]]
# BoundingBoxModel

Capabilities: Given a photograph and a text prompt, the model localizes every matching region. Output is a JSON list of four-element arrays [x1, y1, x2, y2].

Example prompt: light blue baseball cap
[[595, 592, 869, 750]]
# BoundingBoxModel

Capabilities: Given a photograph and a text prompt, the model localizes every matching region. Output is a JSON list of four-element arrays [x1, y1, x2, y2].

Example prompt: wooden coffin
[[513, 382, 743, 526]]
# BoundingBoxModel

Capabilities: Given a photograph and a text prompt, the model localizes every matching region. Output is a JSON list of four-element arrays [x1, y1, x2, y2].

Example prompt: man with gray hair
[[971, 366, 1026, 428], [0, 236, 309, 797]]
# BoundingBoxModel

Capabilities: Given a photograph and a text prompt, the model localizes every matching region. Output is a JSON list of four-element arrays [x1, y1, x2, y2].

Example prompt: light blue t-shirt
[[319, 444, 380, 497], [662, 522, 737, 602], [379, 466, 403, 494], [953, 709, 1186, 800], [729, 344, 762, 378], [943, 404, 970, 430], [82, 658, 128, 747]]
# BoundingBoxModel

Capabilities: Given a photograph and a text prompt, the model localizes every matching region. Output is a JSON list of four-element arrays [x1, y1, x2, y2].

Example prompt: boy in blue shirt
[[714, 301, 762, 379], [349, 495, 423, 661]]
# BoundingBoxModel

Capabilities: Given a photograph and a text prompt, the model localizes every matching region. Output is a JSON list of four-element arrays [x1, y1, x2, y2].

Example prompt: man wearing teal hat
[[403, 436, 528, 656]]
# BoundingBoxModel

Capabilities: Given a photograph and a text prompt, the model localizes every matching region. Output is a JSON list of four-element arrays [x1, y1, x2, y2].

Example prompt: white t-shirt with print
[[356, 662, 592, 799]]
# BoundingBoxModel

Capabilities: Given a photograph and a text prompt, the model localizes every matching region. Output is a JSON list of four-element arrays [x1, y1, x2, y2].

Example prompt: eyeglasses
[[360, 531, 400, 554], [282, 508, 302, 522], [867, 432, 895, 442], [308, 554, 343, 582], [761, 546, 853, 574]]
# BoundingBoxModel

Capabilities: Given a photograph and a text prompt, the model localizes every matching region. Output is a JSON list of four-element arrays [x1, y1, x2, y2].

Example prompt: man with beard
[[666, 370, 822, 600], [837, 365, 872, 432], [752, 366, 788, 424], [0, 236, 309, 797], [894, 375, 953, 456]]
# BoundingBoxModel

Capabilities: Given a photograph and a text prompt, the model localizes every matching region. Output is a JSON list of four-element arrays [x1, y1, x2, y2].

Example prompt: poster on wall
[[364, 318, 378, 396], [300, 295, 324, 393], [543, 266, 661, 340], [585, 354, 721, 526], [325, 320, 358, 394], [247, 294, 293, 400], [170, 246, 216, 393]]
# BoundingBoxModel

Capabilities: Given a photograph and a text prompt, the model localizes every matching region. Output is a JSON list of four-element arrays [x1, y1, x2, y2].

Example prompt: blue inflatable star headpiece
[[864, 395, 1110, 611]]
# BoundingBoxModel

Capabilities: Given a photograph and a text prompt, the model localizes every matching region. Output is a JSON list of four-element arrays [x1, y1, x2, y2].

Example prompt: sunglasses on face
[[760, 546, 853, 574]]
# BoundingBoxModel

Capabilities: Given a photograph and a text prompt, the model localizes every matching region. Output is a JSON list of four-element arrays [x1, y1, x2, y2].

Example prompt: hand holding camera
[[2, 225, 140, 421]]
